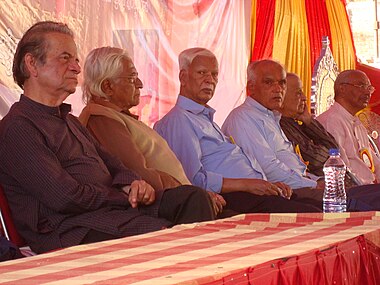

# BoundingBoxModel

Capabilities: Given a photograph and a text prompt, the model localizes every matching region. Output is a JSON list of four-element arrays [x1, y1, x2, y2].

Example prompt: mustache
[[202, 84, 215, 91]]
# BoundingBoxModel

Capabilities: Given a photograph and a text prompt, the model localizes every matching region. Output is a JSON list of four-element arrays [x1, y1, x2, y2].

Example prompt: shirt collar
[[90, 98, 139, 120], [245, 96, 282, 121], [20, 94, 72, 118], [333, 102, 360, 123], [177, 95, 216, 121]]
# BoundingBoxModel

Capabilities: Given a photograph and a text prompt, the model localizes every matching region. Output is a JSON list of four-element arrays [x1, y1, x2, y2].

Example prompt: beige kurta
[[79, 101, 191, 191]]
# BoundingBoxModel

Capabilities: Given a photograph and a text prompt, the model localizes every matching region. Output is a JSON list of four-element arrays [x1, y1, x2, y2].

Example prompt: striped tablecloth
[[0, 212, 380, 285]]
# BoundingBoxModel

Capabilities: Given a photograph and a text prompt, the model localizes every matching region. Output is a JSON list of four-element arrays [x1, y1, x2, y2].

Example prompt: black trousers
[[158, 185, 216, 223], [289, 185, 380, 212], [221, 191, 322, 213], [81, 185, 215, 244]]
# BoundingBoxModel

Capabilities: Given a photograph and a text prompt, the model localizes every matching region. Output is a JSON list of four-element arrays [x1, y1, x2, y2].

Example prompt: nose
[[70, 60, 81, 74], [135, 77, 143, 88], [273, 82, 285, 92], [204, 72, 217, 84]]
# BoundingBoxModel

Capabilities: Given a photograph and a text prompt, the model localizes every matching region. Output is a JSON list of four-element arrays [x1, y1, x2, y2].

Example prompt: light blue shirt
[[222, 97, 317, 189], [154, 95, 265, 193]]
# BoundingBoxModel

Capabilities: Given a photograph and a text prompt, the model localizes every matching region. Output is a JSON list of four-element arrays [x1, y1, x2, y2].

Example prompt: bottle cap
[[329, 148, 340, 155]]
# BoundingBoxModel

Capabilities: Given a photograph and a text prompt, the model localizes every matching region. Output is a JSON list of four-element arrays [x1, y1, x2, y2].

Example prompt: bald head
[[246, 59, 287, 110], [334, 70, 367, 97], [334, 69, 374, 115], [286, 72, 299, 81]]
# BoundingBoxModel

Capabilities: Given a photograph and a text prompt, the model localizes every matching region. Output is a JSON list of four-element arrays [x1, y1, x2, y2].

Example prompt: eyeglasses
[[340, 82, 376, 93], [115, 76, 139, 84]]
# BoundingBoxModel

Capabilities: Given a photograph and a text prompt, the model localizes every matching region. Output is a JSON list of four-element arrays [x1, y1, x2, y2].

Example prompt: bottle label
[[359, 148, 375, 173]]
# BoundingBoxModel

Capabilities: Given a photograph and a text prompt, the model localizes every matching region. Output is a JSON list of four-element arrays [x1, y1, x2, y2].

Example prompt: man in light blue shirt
[[154, 48, 321, 213], [222, 60, 323, 190]]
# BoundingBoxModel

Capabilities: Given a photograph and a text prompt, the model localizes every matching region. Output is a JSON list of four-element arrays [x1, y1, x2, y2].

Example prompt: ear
[[101, 79, 113, 96], [179, 69, 187, 86], [247, 80, 254, 90], [24, 53, 38, 77], [246, 80, 254, 96], [336, 84, 346, 97]]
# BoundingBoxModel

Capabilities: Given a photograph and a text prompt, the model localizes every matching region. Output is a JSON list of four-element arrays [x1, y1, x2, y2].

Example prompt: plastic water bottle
[[323, 148, 347, 213]]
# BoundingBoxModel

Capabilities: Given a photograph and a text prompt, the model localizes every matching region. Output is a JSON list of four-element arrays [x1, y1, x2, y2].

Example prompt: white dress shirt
[[317, 102, 380, 184]]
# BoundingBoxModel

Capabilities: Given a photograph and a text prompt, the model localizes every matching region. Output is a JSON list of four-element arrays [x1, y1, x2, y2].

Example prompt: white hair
[[82, 46, 131, 102], [178, 47, 216, 70]]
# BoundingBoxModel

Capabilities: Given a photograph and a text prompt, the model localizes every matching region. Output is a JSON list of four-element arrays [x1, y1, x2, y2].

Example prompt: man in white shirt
[[222, 60, 323, 190], [317, 70, 380, 184], [222, 65, 380, 212]]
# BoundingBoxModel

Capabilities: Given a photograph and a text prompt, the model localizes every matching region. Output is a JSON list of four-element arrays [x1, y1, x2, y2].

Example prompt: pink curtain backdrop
[[0, 0, 251, 126], [2, 0, 380, 124]]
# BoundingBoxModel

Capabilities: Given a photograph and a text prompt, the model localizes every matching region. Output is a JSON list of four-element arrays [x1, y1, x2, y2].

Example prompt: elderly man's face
[[181, 55, 218, 105], [35, 32, 81, 97], [281, 75, 306, 117], [249, 61, 287, 110], [109, 57, 143, 110], [339, 72, 374, 114]]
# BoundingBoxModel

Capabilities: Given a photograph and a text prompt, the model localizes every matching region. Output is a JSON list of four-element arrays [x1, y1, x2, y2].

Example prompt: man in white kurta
[[317, 70, 380, 185]]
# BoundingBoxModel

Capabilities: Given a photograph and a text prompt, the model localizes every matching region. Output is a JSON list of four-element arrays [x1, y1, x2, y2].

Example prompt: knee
[[183, 186, 215, 216], [184, 185, 211, 204]]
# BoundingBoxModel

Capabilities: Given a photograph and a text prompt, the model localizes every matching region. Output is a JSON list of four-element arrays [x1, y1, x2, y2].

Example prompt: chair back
[[0, 185, 26, 247]]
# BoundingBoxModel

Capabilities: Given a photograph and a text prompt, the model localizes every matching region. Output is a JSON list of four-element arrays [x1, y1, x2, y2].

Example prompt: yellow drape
[[325, 0, 356, 71], [250, 0, 257, 60], [272, 0, 312, 107]]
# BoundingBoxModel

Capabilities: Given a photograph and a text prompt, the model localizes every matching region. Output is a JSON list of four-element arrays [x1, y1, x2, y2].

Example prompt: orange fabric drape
[[305, 0, 332, 77], [251, 0, 276, 61], [272, 0, 311, 106], [250, 0, 357, 108], [325, 0, 356, 70], [357, 62, 380, 114]]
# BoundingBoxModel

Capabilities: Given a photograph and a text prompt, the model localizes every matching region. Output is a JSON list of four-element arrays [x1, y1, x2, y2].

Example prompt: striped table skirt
[[0, 211, 380, 285]]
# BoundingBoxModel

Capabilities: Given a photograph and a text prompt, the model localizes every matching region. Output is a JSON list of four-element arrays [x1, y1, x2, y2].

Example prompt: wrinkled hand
[[274, 182, 292, 199], [122, 180, 156, 208], [244, 179, 292, 199], [208, 192, 226, 215], [296, 106, 312, 126]]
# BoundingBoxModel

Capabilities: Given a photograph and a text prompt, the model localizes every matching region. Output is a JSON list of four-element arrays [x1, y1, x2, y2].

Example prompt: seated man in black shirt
[[279, 72, 339, 177], [0, 21, 215, 254], [279, 73, 378, 192]]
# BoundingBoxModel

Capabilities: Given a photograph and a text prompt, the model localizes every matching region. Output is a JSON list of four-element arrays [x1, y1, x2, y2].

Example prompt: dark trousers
[[221, 191, 322, 213], [346, 184, 380, 211], [287, 184, 380, 212], [158, 185, 215, 223], [81, 185, 215, 244]]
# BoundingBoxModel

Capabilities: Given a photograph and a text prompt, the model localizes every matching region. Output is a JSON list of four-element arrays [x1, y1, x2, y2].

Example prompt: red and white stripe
[[0, 212, 379, 285]]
